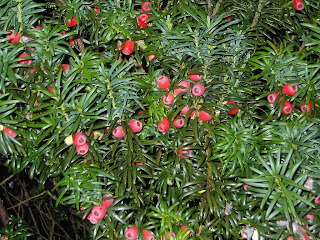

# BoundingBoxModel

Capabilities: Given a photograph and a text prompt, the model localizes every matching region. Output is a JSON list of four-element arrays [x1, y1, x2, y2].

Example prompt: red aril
[[73, 132, 87, 146], [162, 93, 174, 106], [157, 76, 170, 89], [179, 149, 192, 159], [137, 14, 150, 28], [163, 232, 176, 240], [125, 226, 138, 240], [226, 101, 238, 115], [158, 117, 170, 133], [34, 25, 43, 30], [129, 119, 143, 133], [122, 40, 134, 55], [267, 92, 281, 104], [76, 143, 89, 155], [6, 30, 20, 43], [112, 126, 126, 138], [102, 194, 113, 209], [4, 127, 17, 138], [142, 230, 154, 240], [282, 83, 298, 96], [281, 101, 293, 115], [60, 64, 70, 73], [199, 111, 212, 121], [243, 184, 249, 190], [192, 83, 205, 96], [67, 17, 78, 27], [181, 106, 195, 117], [188, 70, 202, 81], [69, 38, 75, 47], [148, 54, 155, 61], [94, 7, 100, 13], [174, 81, 190, 95], [91, 205, 107, 220], [172, 117, 184, 128], [18, 52, 32, 65], [88, 213, 99, 224], [293, 0, 304, 10], [141, 2, 152, 12], [300, 101, 311, 114]]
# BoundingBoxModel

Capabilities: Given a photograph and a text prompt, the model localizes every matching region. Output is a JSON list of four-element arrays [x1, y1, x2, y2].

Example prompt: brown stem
[[7, 191, 47, 210], [0, 198, 8, 227], [75, 38, 85, 53], [0, 174, 14, 187], [210, 0, 223, 19]]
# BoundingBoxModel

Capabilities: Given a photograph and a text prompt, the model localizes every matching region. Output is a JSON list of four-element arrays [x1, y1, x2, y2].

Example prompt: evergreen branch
[[210, 0, 223, 19], [251, 0, 265, 28]]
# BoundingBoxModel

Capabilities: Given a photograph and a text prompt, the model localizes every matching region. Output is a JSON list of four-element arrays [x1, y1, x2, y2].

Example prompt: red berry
[[112, 126, 126, 138], [60, 30, 67, 35], [181, 106, 195, 117], [181, 225, 192, 236], [267, 92, 281, 104], [157, 76, 170, 89], [18, 52, 32, 65], [226, 101, 238, 115], [60, 64, 70, 73], [91, 205, 107, 220], [6, 30, 20, 43], [282, 83, 298, 96], [300, 101, 311, 114], [122, 40, 134, 55], [135, 161, 144, 165], [174, 80, 190, 95], [225, 16, 232, 21], [162, 93, 175, 106], [163, 232, 176, 240], [148, 54, 155, 61], [76, 143, 89, 155], [4, 127, 17, 138], [305, 214, 314, 222], [158, 117, 170, 133], [293, 0, 304, 11], [188, 70, 202, 81], [199, 110, 212, 121], [141, 2, 152, 12], [172, 117, 185, 128], [129, 119, 143, 133], [88, 213, 99, 224], [179, 149, 192, 159], [192, 83, 205, 96], [47, 82, 56, 93], [281, 101, 293, 115], [314, 198, 320, 204], [142, 230, 154, 240], [30, 67, 37, 74], [67, 17, 78, 27], [34, 25, 43, 30], [69, 38, 75, 47], [94, 7, 100, 13], [243, 184, 249, 190], [102, 194, 113, 209], [73, 132, 87, 146], [287, 237, 294, 240], [137, 14, 150, 28], [125, 226, 138, 240]]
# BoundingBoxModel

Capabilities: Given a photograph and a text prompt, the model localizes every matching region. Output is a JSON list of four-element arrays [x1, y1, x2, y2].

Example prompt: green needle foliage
[[0, 0, 319, 239]]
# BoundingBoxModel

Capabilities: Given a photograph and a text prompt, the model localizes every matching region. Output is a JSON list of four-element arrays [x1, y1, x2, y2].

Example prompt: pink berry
[[91, 205, 107, 220], [287, 237, 294, 240], [315, 198, 320, 204], [199, 111, 212, 121], [192, 83, 205, 96], [181, 106, 195, 117], [174, 81, 190, 95], [243, 184, 249, 190], [125, 226, 138, 240], [188, 70, 202, 81], [137, 13, 150, 28], [148, 54, 155, 61], [76, 143, 89, 155], [301, 101, 312, 113], [122, 40, 134, 55], [172, 117, 184, 128], [113, 126, 126, 138], [179, 149, 192, 159], [135, 161, 144, 165], [267, 92, 280, 104], [181, 225, 192, 236], [18, 52, 32, 65], [142, 230, 154, 240], [88, 213, 99, 224], [305, 214, 314, 222], [293, 0, 304, 11], [67, 17, 78, 27], [4, 127, 17, 138], [34, 25, 43, 30], [162, 93, 175, 106], [7, 30, 20, 43], [157, 76, 170, 89], [283, 83, 298, 96], [281, 101, 293, 115], [129, 119, 143, 133], [141, 2, 152, 12], [102, 194, 113, 209], [94, 7, 100, 13], [163, 232, 176, 240], [60, 64, 70, 73], [226, 101, 238, 115], [158, 117, 170, 133], [73, 132, 87, 146]]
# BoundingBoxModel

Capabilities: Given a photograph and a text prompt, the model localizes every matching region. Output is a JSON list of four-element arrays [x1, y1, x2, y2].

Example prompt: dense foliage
[[0, 0, 319, 239]]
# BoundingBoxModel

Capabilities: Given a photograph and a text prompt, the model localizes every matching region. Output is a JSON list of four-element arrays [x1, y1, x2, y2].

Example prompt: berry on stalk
[[91, 205, 107, 220], [179, 149, 192, 159], [142, 230, 154, 240], [162, 93, 175, 106], [267, 92, 281, 104], [102, 194, 113, 208], [172, 117, 184, 128]]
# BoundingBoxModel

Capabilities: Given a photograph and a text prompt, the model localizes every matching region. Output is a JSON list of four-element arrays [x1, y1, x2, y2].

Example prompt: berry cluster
[[107, 119, 143, 139], [86, 194, 114, 225]]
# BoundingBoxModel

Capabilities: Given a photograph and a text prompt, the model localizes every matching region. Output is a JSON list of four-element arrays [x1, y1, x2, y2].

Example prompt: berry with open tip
[[226, 101, 238, 115], [137, 14, 150, 28], [293, 0, 304, 11], [281, 101, 293, 115], [88, 213, 99, 224], [158, 117, 170, 133], [141, 2, 152, 12], [162, 93, 174, 106], [179, 149, 192, 159], [73, 132, 87, 146], [157, 76, 170, 89], [76, 143, 89, 155], [6, 30, 20, 43], [300, 101, 311, 114], [129, 119, 143, 133], [125, 226, 138, 240], [174, 81, 190, 95], [283, 83, 298, 96], [91, 205, 107, 220], [267, 92, 281, 104], [102, 194, 113, 209], [192, 83, 205, 96], [113, 126, 126, 138], [199, 111, 212, 121], [142, 230, 154, 240], [172, 117, 184, 128]]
